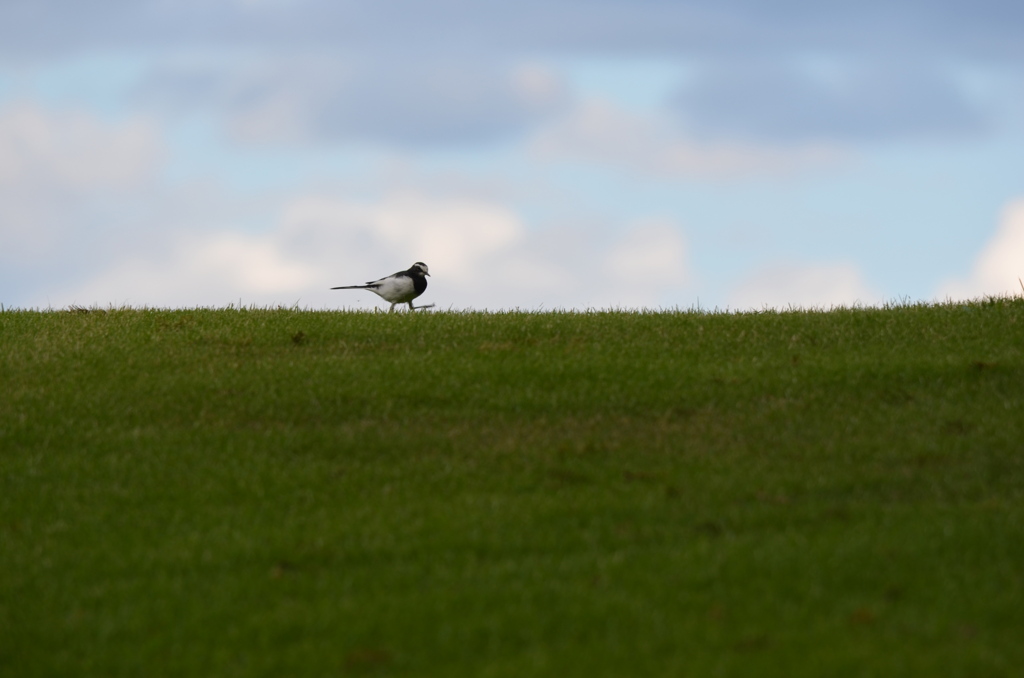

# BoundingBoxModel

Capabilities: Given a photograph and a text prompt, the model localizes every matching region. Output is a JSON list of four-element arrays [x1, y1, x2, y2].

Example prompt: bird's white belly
[[374, 276, 416, 303]]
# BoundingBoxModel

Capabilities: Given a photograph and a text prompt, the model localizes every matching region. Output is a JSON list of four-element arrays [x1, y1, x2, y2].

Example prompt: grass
[[2, 300, 1023, 676]]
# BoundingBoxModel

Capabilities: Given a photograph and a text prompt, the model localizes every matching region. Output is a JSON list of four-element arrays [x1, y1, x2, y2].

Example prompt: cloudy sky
[[2, 0, 1023, 310]]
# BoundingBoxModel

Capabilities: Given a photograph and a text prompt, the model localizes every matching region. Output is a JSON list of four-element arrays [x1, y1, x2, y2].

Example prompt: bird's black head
[[410, 262, 430, 277]]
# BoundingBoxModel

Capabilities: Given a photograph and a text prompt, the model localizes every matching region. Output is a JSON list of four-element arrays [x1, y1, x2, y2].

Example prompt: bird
[[331, 262, 431, 312]]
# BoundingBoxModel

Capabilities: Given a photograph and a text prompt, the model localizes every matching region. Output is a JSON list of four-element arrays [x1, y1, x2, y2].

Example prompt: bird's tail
[[330, 285, 372, 290]]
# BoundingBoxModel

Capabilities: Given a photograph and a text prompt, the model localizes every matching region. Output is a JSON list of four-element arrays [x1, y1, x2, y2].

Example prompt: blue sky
[[2, 0, 1023, 310]]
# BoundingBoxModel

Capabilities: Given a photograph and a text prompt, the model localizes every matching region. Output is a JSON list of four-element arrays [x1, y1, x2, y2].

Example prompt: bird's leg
[[408, 301, 414, 311], [389, 303, 396, 313]]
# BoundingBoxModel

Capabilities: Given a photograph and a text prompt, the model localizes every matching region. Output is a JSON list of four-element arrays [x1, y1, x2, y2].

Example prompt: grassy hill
[[2, 301, 1023, 676]]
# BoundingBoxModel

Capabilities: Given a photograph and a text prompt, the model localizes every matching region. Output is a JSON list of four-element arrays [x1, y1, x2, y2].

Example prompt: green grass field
[[2, 300, 1023, 676]]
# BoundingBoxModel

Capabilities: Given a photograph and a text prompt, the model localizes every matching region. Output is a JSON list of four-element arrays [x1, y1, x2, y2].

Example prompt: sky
[[2, 0, 1023, 311]]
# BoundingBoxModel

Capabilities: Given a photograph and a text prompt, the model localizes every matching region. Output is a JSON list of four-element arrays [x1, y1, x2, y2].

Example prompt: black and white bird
[[331, 262, 431, 312]]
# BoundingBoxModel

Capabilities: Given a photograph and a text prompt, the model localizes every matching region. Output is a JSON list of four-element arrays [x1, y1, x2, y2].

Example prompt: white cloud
[[939, 200, 1024, 300], [68, 231, 317, 308], [280, 194, 523, 283], [529, 99, 844, 179], [727, 262, 880, 310], [277, 194, 692, 309], [607, 218, 687, 282], [602, 218, 689, 306], [0, 103, 163, 259], [0, 103, 161, 191], [60, 192, 694, 310]]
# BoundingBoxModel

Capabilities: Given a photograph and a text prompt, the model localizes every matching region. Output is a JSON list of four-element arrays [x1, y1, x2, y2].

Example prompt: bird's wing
[[366, 270, 409, 286], [333, 270, 414, 293]]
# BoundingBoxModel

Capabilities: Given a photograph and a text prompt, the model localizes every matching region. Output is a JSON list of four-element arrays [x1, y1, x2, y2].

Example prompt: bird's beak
[[425, 272, 431, 276]]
